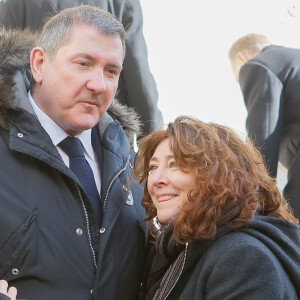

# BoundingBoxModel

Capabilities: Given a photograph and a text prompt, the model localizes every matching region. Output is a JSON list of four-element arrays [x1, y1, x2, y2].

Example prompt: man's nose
[[87, 71, 106, 94]]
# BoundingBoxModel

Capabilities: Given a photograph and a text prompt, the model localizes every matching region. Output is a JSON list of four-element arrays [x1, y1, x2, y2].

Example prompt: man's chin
[[66, 120, 100, 136]]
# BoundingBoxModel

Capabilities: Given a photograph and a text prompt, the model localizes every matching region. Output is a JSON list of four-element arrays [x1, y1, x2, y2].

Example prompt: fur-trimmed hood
[[0, 29, 141, 143]]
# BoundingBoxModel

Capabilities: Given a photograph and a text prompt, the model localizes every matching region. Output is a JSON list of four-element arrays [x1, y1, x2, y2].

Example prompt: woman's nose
[[152, 167, 169, 186]]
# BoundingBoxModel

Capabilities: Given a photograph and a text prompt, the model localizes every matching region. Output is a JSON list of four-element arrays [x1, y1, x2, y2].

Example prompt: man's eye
[[106, 68, 119, 76], [106, 68, 120, 78], [77, 61, 89, 67]]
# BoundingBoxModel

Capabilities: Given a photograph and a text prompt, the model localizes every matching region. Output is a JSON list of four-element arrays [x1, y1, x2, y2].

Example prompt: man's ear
[[30, 47, 46, 84], [237, 51, 249, 64]]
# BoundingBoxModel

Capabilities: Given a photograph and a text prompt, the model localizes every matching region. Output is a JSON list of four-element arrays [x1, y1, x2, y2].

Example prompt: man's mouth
[[81, 100, 98, 106]]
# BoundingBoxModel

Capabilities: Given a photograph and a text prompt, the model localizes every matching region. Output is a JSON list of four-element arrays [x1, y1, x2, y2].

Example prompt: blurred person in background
[[135, 116, 300, 300], [229, 33, 300, 219], [0, 0, 163, 137]]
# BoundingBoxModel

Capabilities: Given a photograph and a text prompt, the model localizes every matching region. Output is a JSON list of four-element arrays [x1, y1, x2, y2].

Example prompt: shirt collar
[[75, 130, 95, 161], [28, 91, 95, 161]]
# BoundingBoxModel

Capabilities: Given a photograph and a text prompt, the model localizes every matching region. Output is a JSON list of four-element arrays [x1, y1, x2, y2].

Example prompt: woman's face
[[147, 138, 197, 224]]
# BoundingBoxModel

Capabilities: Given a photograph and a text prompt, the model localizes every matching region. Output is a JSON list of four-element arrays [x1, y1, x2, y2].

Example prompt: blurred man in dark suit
[[229, 33, 300, 218]]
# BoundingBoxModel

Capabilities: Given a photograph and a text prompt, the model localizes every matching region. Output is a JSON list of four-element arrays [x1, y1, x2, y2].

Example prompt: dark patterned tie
[[59, 136, 102, 224]]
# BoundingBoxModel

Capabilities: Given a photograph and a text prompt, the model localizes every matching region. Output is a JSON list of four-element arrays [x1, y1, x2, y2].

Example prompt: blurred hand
[[0, 280, 17, 300]]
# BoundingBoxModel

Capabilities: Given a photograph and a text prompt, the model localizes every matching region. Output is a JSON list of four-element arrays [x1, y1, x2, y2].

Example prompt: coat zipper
[[95, 154, 131, 288], [102, 154, 131, 212], [75, 183, 98, 269], [73, 154, 131, 270]]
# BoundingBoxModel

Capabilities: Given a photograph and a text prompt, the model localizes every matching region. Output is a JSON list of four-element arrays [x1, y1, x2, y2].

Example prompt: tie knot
[[59, 136, 85, 158]]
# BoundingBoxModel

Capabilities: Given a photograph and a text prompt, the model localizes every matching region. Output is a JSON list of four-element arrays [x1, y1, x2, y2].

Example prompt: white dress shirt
[[28, 91, 101, 193]]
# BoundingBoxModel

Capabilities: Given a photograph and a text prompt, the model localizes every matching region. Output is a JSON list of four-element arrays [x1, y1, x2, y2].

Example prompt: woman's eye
[[148, 165, 157, 174], [169, 161, 178, 168]]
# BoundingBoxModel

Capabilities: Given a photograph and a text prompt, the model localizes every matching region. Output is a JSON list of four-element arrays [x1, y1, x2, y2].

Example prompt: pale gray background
[[140, 0, 300, 188]]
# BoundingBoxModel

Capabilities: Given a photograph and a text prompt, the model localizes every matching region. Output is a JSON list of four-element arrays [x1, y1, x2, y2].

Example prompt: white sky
[[140, 0, 300, 187], [140, 0, 300, 137]]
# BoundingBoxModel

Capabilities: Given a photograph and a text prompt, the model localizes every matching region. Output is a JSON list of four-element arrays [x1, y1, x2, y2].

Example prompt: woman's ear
[[30, 47, 46, 84]]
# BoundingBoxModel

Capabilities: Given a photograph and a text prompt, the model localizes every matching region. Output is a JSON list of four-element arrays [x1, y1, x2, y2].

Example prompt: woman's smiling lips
[[156, 194, 178, 202]]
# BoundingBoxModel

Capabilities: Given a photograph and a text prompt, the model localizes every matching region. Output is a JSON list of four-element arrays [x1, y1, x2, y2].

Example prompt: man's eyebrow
[[72, 53, 122, 70], [73, 53, 96, 62], [106, 62, 123, 71]]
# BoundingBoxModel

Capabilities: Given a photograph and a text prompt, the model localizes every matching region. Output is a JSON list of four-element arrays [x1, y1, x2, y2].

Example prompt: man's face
[[31, 24, 123, 136]]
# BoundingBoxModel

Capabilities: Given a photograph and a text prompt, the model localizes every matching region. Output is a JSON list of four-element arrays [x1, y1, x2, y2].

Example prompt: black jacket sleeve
[[0, 293, 10, 300], [239, 61, 284, 177], [0, 0, 25, 29], [0, 0, 58, 30], [114, 0, 163, 135]]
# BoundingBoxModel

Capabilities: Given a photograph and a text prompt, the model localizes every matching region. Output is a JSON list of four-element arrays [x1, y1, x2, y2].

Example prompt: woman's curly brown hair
[[134, 116, 299, 243]]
